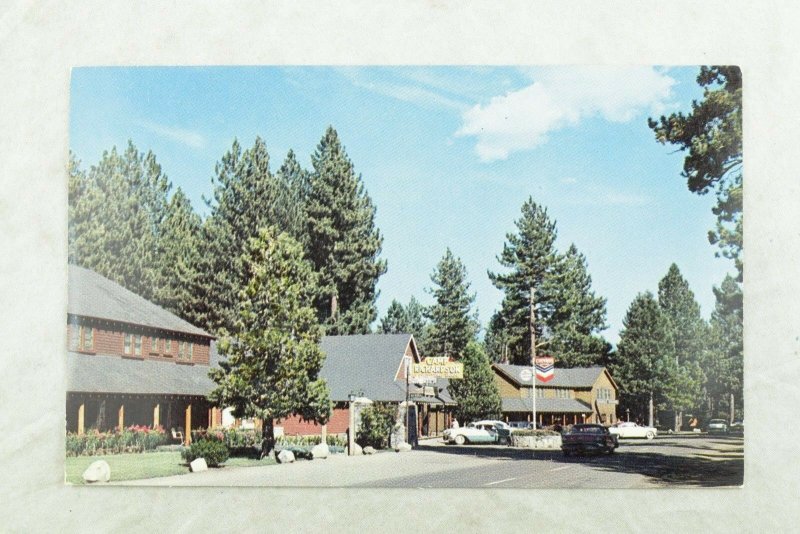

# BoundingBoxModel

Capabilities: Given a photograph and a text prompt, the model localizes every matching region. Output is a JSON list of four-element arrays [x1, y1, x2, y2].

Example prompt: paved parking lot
[[122, 434, 743, 488]]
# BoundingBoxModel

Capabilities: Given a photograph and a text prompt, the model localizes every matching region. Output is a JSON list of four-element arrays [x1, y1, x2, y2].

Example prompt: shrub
[[356, 403, 397, 449], [182, 436, 229, 467], [64, 426, 167, 456]]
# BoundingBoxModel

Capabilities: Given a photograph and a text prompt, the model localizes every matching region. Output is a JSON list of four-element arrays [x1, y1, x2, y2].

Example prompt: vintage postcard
[[65, 66, 743, 488]]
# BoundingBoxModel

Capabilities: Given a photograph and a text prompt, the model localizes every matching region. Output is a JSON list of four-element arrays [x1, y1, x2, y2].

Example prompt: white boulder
[[82, 460, 111, 483], [395, 442, 412, 452], [277, 449, 296, 463], [349, 443, 363, 456], [311, 443, 330, 459], [363, 446, 376, 455], [189, 458, 208, 472]]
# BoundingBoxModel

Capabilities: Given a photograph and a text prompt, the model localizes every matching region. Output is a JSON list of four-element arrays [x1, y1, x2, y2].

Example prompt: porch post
[[118, 403, 125, 432], [185, 403, 192, 445], [77, 403, 85, 435], [153, 403, 160, 428]]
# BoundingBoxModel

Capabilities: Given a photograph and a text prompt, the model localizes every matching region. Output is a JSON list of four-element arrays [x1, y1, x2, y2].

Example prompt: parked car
[[609, 421, 657, 440], [442, 420, 511, 445], [561, 424, 619, 456], [508, 421, 533, 430], [707, 419, 729, 434], [730, 420, 744, 433]]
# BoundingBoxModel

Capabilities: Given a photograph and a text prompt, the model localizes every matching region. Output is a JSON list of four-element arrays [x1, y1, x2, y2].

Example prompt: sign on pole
[[535, 356, 554, 383], [520, 368, 533, 382], [410, 356, 464, 379]]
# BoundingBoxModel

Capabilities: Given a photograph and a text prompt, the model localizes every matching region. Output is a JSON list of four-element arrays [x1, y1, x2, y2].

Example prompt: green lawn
[[65, 451, 277, 484]]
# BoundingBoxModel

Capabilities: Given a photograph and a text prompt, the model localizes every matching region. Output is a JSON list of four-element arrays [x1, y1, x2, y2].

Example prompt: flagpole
[[530, 287, 536, 428]]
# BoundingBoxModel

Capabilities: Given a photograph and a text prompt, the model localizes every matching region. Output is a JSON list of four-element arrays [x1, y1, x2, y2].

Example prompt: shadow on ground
[[416, 440, 743, 487]]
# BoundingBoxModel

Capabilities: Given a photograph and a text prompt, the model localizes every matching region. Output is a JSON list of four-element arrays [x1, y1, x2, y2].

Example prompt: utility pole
[[530, 287, 537, 428]]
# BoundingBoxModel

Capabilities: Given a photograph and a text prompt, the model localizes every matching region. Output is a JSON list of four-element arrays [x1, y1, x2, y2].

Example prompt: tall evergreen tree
[[68, 142, 170, 302], [379, 300, 408, 334], [209, 227, 331, 458], [649, 66, 742, 281], [488, 198, 609, 366], [304, 126, 387, 334], [423, 249, 478, 359], [449, 341, 502, 424], [274, 149, 311, 243], [611, 292, 675, 424], [379, 296, 428, 344], [657, 264, 707, 427], [611, 292, 675, 426], [155, 187, 203, 323], [704, 275, 743, 419], [196, 137, 295, 334]]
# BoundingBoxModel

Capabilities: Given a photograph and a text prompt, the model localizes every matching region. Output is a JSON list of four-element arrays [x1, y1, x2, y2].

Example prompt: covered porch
[[66, 392, 218, 445]]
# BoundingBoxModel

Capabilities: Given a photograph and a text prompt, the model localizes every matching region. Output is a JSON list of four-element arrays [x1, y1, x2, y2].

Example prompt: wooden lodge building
[[277, 333, 457, 440], [492, 363, 620, 426], [66, 265, 219, 443], [65, 265, 454, 443]]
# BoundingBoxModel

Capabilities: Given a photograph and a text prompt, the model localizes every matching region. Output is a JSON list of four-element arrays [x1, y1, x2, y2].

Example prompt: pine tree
[[304, 126, 387, 334], [196, 137, 296, 334], [423, 249, 478, 359], [155, 187, 203, 323], [209, 227, 331, 457], [649, 67, 742, 281], [449, 341, 502, 423], [611, 292, 674, 426], [488, 198, 609, 366], [68, 142, 170, 302], [274, 149, 311, 243], [380, 300, 408, 333], [704, 275, 743, 419], [657, 264, 707, 427]]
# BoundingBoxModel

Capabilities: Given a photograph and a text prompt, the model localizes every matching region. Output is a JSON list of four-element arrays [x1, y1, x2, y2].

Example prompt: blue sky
[[70, 66, 733, 344]]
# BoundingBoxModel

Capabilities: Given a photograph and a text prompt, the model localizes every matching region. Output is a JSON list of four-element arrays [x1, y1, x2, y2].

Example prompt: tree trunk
[[260, 418, 275, 459], [648, 392, 654, 428]]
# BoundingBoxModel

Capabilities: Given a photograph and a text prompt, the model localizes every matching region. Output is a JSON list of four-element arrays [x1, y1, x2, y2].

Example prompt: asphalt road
[[123, 434, 743, 488]]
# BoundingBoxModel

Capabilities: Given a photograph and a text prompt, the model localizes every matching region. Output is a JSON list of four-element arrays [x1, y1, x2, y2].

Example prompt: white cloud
[[456, 67, 677, 162], [138, 119, 206, 149]]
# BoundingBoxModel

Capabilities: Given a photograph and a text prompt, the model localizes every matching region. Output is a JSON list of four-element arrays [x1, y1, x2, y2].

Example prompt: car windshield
[[710, 419, 726, 424]]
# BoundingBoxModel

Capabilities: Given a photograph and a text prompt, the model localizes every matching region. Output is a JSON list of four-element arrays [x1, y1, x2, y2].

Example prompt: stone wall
[[511, 433, 562, 449]]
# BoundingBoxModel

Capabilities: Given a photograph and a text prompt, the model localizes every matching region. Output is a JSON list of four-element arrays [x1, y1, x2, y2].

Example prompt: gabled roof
[[68, 264, 213, 338], [494, 363, 617, 391], [319, 333, 453, 404], [67, 342, 220, 396], [501, 397, 592, 414]]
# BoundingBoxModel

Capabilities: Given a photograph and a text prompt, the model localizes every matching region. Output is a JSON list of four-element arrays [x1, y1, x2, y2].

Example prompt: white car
[[442, 420, 512, 445], [609, 421, 657, 440]]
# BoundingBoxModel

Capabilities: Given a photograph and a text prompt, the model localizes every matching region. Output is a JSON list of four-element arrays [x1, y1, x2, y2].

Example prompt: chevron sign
[[535, 356, 554, 383]]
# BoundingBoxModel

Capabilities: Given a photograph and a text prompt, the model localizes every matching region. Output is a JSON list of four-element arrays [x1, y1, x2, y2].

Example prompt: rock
[[363, 446, 376, 455], [395, 441, 412, 452], [82, 460, 111, 483], [277, 449, 295, 464], [311, 443, 330, 459], [189, 458, 208, 472]]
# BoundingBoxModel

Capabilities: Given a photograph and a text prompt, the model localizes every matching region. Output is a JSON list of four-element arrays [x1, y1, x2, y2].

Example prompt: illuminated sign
[[410, 356, 464, 379]]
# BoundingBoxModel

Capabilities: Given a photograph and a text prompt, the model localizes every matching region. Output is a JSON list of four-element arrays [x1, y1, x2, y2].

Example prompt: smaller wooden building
[[492, 364, 620, 426]]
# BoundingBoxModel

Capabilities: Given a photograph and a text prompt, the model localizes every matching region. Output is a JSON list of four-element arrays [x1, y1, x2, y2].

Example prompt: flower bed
[[65, 425, 168, 456]]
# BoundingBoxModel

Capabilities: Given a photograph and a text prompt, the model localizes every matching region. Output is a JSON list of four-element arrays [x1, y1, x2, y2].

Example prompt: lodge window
[[124, 334, 143, 356], [165, 339, 172, 354], [536, 388, 545, 398], [597, 388, 611, 400], [134, 335, 142, 356], [81, 326, 94, 351], [151, 337, 160, 354], [178, 341, 192, 361], [124, 334, 132, 354], [556, 389, 571, 399]]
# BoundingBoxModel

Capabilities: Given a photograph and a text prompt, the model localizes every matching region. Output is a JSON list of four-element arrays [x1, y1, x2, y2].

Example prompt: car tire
[[454, 434, 466, 445], [646, 431, 655, 440]]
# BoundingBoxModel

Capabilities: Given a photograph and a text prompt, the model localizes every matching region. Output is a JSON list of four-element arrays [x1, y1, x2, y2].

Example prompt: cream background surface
[[1, 1, 797, 531]]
